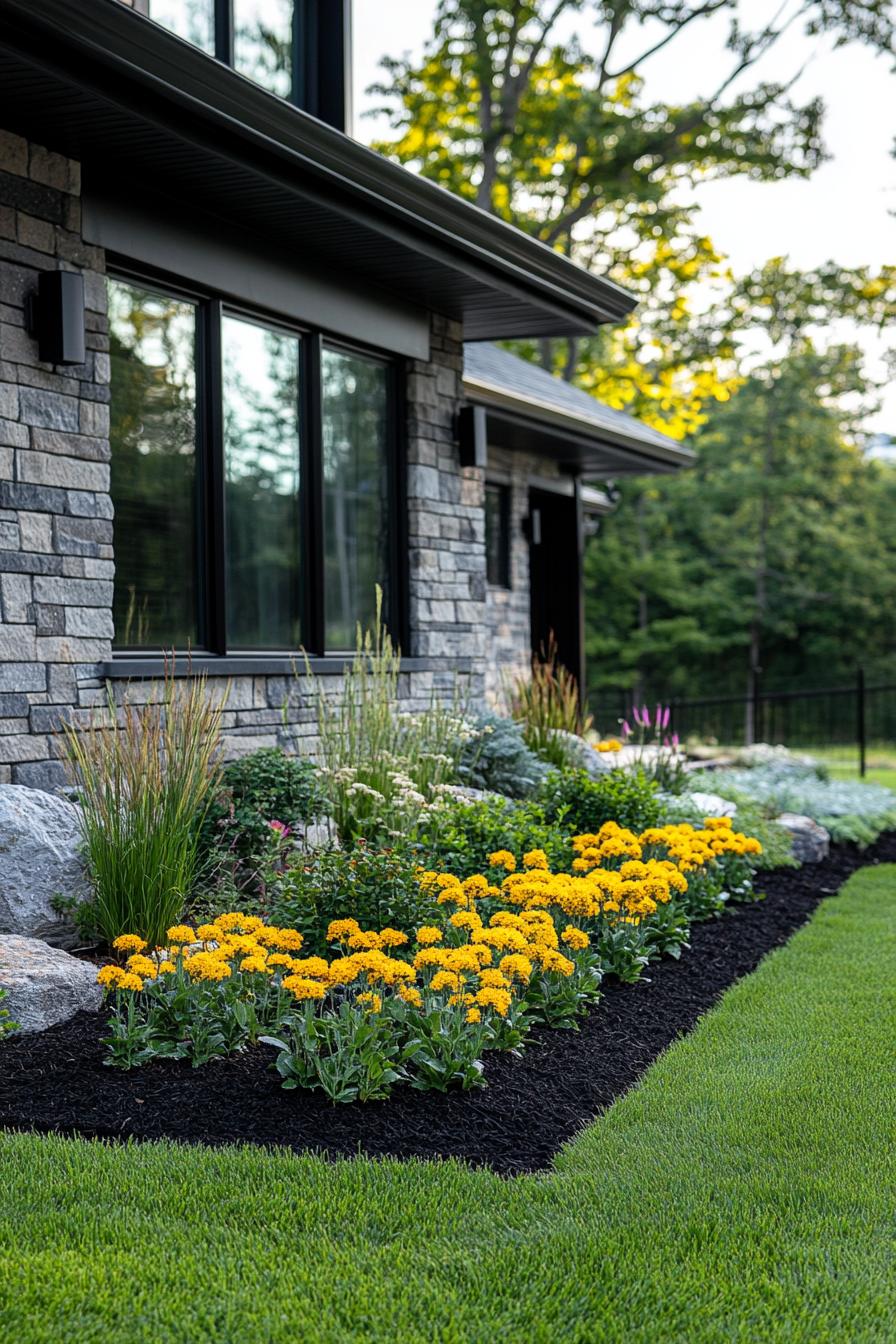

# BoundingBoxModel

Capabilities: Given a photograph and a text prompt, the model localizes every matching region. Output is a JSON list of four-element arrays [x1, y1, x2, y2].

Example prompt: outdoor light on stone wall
[[26, 270, 86, 366]]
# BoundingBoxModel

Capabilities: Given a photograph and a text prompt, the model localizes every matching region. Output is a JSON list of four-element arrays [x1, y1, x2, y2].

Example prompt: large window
[[485, 482, 512, 589], [108, 273, 401, 657]]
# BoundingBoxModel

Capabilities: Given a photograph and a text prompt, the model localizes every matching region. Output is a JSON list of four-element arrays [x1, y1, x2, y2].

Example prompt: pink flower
[[268, 820, 291, 837], [662, 705, 671, 730], [620, 719, 632, 740]]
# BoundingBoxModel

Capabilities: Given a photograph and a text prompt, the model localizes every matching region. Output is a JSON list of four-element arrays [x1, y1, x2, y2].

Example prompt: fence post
[[857, 666, 866, 778], [752, 672, 762, 747]]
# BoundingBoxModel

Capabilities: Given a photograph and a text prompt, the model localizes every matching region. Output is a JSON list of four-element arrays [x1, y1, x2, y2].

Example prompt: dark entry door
[[528, 486, 584, 690]]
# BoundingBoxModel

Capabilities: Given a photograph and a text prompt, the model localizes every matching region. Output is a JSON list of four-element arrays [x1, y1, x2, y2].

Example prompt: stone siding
[[0, 130, 487, 783]]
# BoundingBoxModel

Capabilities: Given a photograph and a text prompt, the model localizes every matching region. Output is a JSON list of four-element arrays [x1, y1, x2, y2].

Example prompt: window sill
[[101, 655, 466, 679]]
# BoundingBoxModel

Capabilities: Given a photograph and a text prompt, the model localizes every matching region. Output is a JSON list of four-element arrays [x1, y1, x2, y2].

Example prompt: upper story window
[[120, 0, 350, 127], [107, 272, 401, 657]]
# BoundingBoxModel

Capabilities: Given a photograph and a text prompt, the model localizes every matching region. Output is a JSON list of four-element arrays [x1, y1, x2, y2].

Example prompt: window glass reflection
[[322, 349, 391, 651], [223, 314, 302, 649], [108, 278, 200, 649], [233, 0, 294, 99], [141, 0, 215, 54]]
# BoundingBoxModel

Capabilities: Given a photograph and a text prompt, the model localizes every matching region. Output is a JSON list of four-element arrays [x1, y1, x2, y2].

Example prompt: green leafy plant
[[538, 768, 660, 836], [269, 841, 438, 955], [264, 1000, 410, 1103], [457, 712, 548, 798], [61, 671, 225, 947], [198, 749, 322, 898], [0, 987, 18, 1040], [418, 795, 573, 876], [303, 588, 466, 844]]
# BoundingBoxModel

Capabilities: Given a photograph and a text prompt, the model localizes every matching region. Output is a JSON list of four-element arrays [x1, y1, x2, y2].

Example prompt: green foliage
[[538, 767, 661, 836], [198, 749, 321, 892], [61, 674, 224, 947], [269, 842, 438, 955], [419, 795, 573, 875], [457, 712, 548, 798], [0, 988, 18, 1040], [656, 793, 798, 870], [304, 589, 464, 844], [3, 867, 892, 1343], [509, 638, 592, 769], [694, 764, 896, 846], [264, 1002, 409, 1104]]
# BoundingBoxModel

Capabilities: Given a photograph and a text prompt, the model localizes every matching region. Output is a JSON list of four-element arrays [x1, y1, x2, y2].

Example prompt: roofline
[[464, 373, 695, 470], [0, 0, 637, 336]]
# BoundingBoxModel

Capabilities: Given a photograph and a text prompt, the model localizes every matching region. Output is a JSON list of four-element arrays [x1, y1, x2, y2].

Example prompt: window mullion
[[202, 299, 228, 655], [215, 0, 234, 66], [303, 332, 325, 655]]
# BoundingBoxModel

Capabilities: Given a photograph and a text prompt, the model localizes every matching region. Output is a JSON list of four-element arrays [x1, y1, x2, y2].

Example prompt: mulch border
[[1, 833, 893, 1175]]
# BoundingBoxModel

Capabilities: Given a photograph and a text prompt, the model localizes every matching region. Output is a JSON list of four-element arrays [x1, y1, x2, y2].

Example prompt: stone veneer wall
[[0, 131, 488, 788]]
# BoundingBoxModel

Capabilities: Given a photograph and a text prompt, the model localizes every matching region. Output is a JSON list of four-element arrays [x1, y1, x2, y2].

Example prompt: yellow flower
[[195, 924, 220, 942], [488, 850, 517, 873], [475, 986, 511, 1017], [287, 956, 330, 979], [126, 954, 158, 977], [240, 955, 270, 974], [266, 953, 294, 969], [449, 910, 483, 933], [166, 925, 196, 945], [96, 964, 126, 989], [561, 926, 590, 951], [356, 991, 383, 1013], [378, 927, 409, 948], [282, 975, 326, 1001], [522, 849, 549, 871], [415, 926, 443, 946], [117, 972, 144, 992], [347, 930, 383, 951], [465, 1007, 482, 1024], [157, 960, 176, 975], [267, 927, 304, 952], [326, 918, 361, 942], [183, 952, 232, 982], [478, 968, 510, 990], [397, 984, 423, 1008], [430, 970, 461, 993], [213, 912, 247, 932], [498, 953, 532, 983], [111, 934, 146, 955]]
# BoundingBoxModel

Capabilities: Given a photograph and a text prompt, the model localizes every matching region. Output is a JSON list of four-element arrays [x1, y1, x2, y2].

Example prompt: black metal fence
[[589, 671, 896, 776]]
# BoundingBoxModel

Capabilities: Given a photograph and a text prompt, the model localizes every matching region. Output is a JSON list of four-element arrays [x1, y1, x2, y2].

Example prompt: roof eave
[[0, 0, 637, 339]]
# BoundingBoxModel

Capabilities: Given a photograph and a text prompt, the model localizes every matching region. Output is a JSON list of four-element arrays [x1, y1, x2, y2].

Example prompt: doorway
[[527, 485, 584, 690]]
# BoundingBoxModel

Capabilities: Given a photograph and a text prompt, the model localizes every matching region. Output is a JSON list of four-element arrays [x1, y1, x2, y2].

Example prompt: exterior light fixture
[[457, 404, 488, 468], [26, 270, 86, 366]]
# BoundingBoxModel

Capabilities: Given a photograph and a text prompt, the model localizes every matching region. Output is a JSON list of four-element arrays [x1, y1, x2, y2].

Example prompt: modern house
[[0, 0, 691, 787]]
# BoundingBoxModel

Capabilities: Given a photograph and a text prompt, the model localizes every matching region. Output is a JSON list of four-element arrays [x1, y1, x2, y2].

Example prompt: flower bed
[[91, 819, 761, 1102], [2, 832, 891, 1172]]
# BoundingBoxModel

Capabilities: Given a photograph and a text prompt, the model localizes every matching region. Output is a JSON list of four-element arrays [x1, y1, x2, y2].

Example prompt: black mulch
[[2, 833, 895, 1175]]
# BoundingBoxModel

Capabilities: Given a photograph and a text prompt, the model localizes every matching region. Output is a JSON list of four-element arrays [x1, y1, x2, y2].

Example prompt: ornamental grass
[[96, 816, 762, 1100], [62, 669, 225, 948]]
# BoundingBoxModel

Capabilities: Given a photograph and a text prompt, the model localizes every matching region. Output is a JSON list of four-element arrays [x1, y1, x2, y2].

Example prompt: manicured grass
[[810, 742, 896, 789], [1, 868, 894, 1343]]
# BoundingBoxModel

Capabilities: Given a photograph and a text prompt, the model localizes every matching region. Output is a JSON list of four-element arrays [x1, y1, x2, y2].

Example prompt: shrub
[[457, 713, 548, 798], [508, 635, 592, 769], [198, 749, 322, 894], [268, 842, 438, 955], [304, 589, 466, 843], [538, 768, 661, 836], [419, 794, 573, 875], [61, 672, 224, 947]]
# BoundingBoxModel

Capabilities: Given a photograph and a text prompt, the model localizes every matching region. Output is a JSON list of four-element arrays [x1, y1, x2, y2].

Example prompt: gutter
[[0, 0, 637, 335]]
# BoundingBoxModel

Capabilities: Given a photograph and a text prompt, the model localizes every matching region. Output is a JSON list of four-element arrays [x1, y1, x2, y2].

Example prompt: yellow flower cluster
[[101, 913, 310, 992]]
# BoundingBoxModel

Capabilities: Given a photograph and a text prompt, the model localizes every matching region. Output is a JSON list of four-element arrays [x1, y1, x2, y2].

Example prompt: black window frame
[[485, 480, 512, 590], [107, 259, 406, 660], [132, 0, 349, 124]]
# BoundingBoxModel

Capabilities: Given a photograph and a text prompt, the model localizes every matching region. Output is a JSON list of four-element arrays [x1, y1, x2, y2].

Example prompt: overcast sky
[[352, 1, 896, 433]]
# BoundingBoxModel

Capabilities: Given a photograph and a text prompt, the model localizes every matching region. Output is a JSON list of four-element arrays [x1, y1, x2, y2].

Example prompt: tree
[[584, 260, 896, 734], [370, 1, 895, 427]]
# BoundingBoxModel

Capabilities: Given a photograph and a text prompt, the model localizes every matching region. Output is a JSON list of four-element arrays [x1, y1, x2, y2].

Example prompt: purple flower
[[268, 820, 291, 837], [621, 719, 632, 739], [662, 705, 671, 730], [671, 732, 680, 749]]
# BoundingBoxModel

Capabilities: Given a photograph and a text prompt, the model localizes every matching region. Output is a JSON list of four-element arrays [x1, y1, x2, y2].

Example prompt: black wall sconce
[[457, 404, 487, 469], [26, 271, 86, 366]]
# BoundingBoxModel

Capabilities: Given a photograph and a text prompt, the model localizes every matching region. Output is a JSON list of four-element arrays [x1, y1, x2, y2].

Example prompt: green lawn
[[1, 867, 894, 1343], [809, 742, 896, 789]]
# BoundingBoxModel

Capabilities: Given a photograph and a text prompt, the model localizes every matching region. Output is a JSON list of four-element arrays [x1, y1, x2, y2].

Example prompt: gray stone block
[[0, 936, 101, 1033]]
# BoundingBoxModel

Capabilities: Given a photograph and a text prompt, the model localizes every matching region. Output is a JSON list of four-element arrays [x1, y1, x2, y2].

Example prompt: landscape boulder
[[775, 812, 830, 864], [687, 791, 738, 819], [549, 730, 615, 777], [0, 935, 101, 1034], [0, 784, 88, 947]]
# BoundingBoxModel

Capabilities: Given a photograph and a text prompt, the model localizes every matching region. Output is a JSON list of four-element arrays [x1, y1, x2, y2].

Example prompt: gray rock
[[0, 934, 101, 1034], [775, 812, 830, 864], [0, 784, 89, 946], [548, 730, 614, 777], [686, 791, 737, 818], [293, 815, 339, 851]]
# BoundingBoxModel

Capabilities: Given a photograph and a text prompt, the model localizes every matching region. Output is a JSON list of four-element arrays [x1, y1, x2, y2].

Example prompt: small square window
[[485, 482, 511, 589]]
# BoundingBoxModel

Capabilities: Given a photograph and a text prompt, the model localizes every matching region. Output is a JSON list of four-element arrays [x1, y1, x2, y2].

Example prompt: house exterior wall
[[0, 131, 488, 787]]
